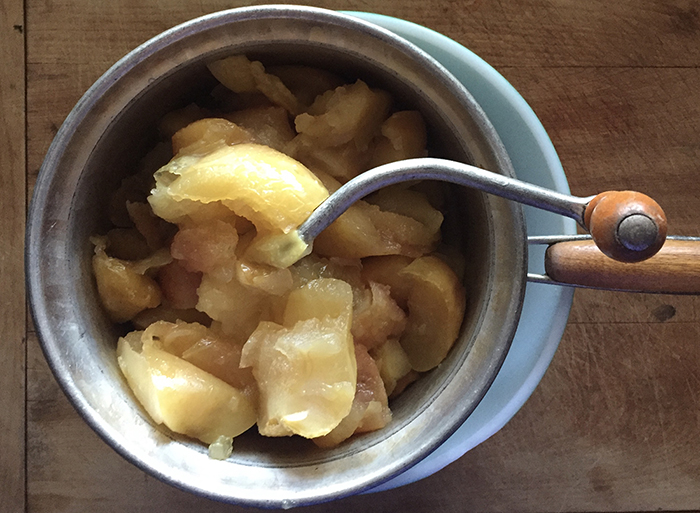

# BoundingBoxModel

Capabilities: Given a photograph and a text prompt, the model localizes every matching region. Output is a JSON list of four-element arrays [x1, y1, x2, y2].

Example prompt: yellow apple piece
[[351, 282, 406, 350], [140, 320, 257, 398], [368, 110, 428, 168], [360, 254, 415, 309], [314, 344, 391, 448], [117, 332, 257, 445], [148, 143, 328, 233], [196, 273, 270, 343], [91, 237, 166, 323], [141, 319, 210, 356], [286, 134, 371, 182], [398, 256, 466, 372], [290, 254, 365, 293], [266, 64, 345, 108], [367, 187, 444, 242], [242, 229, 311, 269], [240, 278, 356, 438], [181, 336, 257, 400], [282, 276, 353, 325], [170, 219, 239, 282], [313, 201, 436, 259], [207, 55, 303, 115], [235, 259, 294, 296], [294, 80, 391, 148], [172, 117, 253, 156], [224, 106, 295, 152], [370, 338, 413, 396], [310, 172, 438, 259]]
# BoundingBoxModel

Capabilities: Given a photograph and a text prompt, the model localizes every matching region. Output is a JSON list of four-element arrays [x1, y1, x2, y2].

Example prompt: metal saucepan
[[24, 5, 698, 509]]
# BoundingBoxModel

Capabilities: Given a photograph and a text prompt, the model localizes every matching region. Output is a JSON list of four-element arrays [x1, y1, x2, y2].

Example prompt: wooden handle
[[584, 191, 667, 262], [545, 239, 700, 294]]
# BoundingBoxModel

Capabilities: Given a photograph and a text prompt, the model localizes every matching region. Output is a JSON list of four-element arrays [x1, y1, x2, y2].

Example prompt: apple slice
[[117, 333, 256, 445], [398, 256, 466, 372]]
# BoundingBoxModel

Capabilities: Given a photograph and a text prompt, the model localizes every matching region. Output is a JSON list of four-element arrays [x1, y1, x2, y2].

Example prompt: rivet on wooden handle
[[583, 191, 667, 263], [545, 239, 700, 294]]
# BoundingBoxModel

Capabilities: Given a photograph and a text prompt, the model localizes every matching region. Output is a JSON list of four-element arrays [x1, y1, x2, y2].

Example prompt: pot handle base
[[531, 237, 700, 294]]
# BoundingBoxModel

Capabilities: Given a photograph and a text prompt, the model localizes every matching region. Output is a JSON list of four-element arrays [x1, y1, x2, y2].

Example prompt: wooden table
[[3, 0, 700, 511]]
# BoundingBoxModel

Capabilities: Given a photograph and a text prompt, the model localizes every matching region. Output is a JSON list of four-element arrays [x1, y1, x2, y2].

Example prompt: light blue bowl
[[345, 12, 577, 491]]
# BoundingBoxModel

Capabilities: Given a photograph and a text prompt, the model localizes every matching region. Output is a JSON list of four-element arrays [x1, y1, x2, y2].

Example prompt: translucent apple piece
[[148, 143, 328, 233], [398, 256, 466, 372], [172, 117, 253, 156], [196, 273, 270, 343], [370, 338, 413, 396], [170, 219, 239, 282], [91, 237, 164, 323], [351, 282, 406, 350], [224, 106, 295, 152], [294, 80, 391, 148], [207, 55, 303, 115], [117, 334, 256, 444], [368, 110, 428, 168], [360, 255, 415, 309], [240, 278, 356, 438], [286, 134, 371, 182], [314, 344, 391, 448], [266, 64, 345, 108], [139, 320, 257, 399], [311, 173, 438, 259], [367, 187, 444, 241]]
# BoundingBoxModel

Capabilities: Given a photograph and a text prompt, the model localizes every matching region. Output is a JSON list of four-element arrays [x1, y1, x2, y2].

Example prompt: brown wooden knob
[[583, 191, 667, 263]]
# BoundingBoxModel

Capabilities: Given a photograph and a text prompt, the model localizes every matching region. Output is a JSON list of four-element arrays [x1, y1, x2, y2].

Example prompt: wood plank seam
[[22, 2, 28, 513]]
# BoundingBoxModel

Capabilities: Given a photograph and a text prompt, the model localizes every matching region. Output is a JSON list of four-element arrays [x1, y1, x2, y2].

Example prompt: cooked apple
[[207, 54, 302, 115], [398, 256, 466, 372], [172, 117, 252, 156], [294, 80, 391, 149], [117, 332, 257, 445], [240, 278, 356, 438], [148, 143, 329, 233], [360, 254, 415, 309], [91, 237, 168, 323], [370, 338, 413, 396], [368, 110, 428, 168], [224, 106, 295, 152], [314, 344, 391, 448]]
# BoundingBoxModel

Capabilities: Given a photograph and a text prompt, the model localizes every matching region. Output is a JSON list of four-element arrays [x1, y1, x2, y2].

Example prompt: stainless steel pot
[[26, 5, 526, 508]]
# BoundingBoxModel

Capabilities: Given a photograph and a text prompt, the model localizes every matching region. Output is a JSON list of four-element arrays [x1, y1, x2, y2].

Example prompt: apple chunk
[[240, 278, 356, 439], [398, 256, 466, 372], [117, 333, 257, 444]]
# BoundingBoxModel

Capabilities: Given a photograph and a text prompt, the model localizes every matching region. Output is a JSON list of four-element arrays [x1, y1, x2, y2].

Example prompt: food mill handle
[[583, 190, 667, 262], [544, 239, 700, 294]]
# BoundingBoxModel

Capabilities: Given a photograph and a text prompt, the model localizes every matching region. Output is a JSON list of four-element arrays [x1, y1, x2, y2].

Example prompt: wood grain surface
[[10, 0, 700, 512], [0, 0, 25, 511]]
